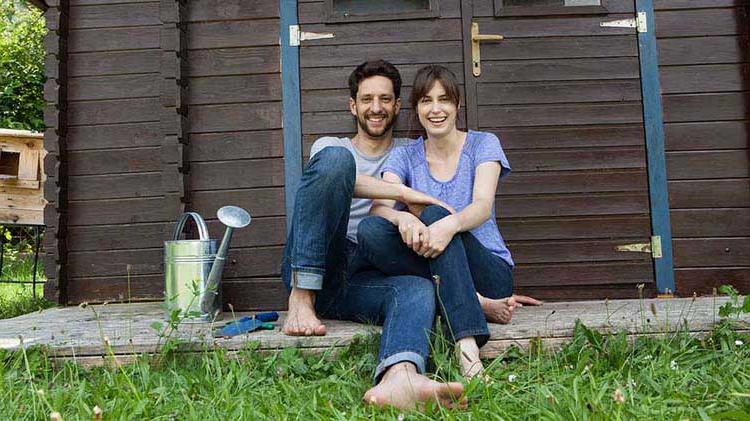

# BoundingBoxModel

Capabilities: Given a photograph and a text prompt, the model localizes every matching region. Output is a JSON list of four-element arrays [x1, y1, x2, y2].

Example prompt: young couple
[[280, 60, 540, 410]]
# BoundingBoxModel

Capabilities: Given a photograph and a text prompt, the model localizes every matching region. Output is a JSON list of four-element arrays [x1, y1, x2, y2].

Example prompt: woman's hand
[[396, 212, 430, 254], [422, 215, 461, 258]]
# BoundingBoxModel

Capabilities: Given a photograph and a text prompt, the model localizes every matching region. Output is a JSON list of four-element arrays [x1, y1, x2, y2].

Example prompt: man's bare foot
[[478, 294, 543, 324], [282, 287, 327, 336], [363, 362, 466, 411], [457, 338, 484, 378]]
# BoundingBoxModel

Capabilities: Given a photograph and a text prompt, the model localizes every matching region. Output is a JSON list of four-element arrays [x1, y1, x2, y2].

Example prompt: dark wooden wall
[[655, 0, 750, 295]]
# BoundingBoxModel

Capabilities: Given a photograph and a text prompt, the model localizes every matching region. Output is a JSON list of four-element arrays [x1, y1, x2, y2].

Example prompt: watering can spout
[[201, 206, 252, 313]]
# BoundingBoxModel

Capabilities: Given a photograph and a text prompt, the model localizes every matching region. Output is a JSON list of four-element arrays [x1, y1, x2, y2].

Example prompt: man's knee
[[307, 147, 356, 185], [356, 216, 392, 245], [419, 205, 451, 225]]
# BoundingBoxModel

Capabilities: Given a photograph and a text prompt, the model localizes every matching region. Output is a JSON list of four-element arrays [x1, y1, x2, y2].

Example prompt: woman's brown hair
[[408, 65, 462, 137]]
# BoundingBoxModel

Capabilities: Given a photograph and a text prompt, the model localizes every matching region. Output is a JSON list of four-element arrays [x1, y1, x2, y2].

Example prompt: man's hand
[[422, 215, 461, 259], [396, 212, 430, 254], [400, 186, 455, 215]]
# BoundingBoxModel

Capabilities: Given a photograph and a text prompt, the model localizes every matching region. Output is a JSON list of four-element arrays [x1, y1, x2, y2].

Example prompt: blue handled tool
[[214, 312, 279, 338]]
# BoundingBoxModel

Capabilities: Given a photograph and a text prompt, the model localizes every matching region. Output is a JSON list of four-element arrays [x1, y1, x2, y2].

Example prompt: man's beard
[[356, 111, 397, 138]]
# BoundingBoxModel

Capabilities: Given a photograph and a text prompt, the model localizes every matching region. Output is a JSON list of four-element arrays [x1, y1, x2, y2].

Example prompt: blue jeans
[[280, 147, 436, 381], [357, 205, 514, 347]]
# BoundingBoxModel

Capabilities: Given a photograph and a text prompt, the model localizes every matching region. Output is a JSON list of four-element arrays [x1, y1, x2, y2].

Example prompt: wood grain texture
[[187, 47, 280, 77], [658, 36, 750, 66], [666, 150, 749, 180], [661, 64, 750, 94], [68, 3, 160, 29], [671, 208, 750, 237], [664, 121, 749, 151], [67, 98, 160, 126], [500, 215, 650, 240], [188, 159, 285, 190], [188, 74, 281, 105], [188, 102, 282, 133], [67, 74, 158, 101], [68, 173, 162, 200], [673, 238, 750, 267], [186, 0, 279, 22], [189, 130, 284, 161], [656, 7, 749, 38], [668, 179, 750, 208], [68, 50, 160, 76], [187, 20, 279, 49], [67, 147, 161, 176], [68, 26, 160, 52]]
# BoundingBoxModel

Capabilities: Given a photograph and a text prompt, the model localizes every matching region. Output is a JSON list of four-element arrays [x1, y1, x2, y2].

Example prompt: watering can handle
[[172, 212, 210, 241]]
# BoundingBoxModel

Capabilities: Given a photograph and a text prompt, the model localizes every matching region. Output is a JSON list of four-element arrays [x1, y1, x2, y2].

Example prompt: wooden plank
[[473, 0, 636, 16], [68, 223, 170, 252], [507, 147, 646, 172], [300, 41, 463, 68], [68, 98, 160, 126], [298, 0, 460, 23], [68, 27, 160, 53], [478, 102, 643, 128], [67, 74, 158, 101], [673, 237, 750, 267], [187, 20, 279, 49], [665, 121, 749, 151], [514, 284, 655, 301], [300, 63, 465, 90], [190, 130, 284, 161], [68, 3, 160, 29], [68, 147, 161, 176], [222, 279, 287, 310], [189, 159, 285, 190], [480, 58, 640, 83], [666, 150, 749, 180], [68, 50, 161, 77], [188, 74, 281, 105], [500, 215, 650, 240], [510, 239, 653, 264], [67, 122, 161, 150], [481, 35, 638, 61], [663, 92, 749, 122], [205, 217, 287, 247], [187, 47, 280, 77], [189, 102, 282, 133], [220, 246, 283, 278], [65, 274, 164, 303], [499, 125, 645, 150], [660, 63, 750, 94], [477, 80, 642, 105], [473, 14, 637, 38], [191, 188, 285, 218], [668, 179, 750, 208], [658, 36, 750, 65], [68, 248, 162, 277], [68, 197, 173, 225], [71, 0, 154, 4], [671, 208, 750, 237], [499, 193, 650, 218], [655, 8, 749, 38], [676, 267, 750, 296], [296, 19, 462, 46], [68, 173, 162, 200], [513, 262, 654, 286], [501, 170, 648, 195], [655, 0, 750, 9], [186, 0, 279, 22]]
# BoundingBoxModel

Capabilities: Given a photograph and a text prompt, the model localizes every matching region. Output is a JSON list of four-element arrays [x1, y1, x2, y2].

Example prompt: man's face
[[349, 75, 401, 139]]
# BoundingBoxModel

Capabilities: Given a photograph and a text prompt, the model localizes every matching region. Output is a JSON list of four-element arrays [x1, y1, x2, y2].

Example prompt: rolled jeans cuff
[[292, 270, 324, 290], [373, 351, 426, 384]]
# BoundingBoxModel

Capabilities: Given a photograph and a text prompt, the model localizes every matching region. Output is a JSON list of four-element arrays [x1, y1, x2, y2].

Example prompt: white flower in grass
[[397, 414, 405, 421], [670, 360, 678, 370], [508, 374, 517, 383], [735, 340, 744, 346], [643, 355, 653, 361]]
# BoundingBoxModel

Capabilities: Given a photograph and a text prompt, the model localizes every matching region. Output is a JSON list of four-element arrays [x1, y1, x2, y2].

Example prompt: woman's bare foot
[[282, 288, 327, 336], [457, 337, 484, 378], [478, 294, 543, 324], [364, 363, 466, 411]]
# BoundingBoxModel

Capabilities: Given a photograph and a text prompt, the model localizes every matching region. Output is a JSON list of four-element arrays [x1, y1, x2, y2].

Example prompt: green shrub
[[0, 0, 46, 131]]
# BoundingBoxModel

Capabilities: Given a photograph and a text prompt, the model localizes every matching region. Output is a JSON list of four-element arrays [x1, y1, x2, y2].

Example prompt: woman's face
[[416, 81, 458, 138]]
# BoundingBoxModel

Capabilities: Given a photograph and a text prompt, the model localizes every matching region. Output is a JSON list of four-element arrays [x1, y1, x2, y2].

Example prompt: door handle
[[471, 22, 503, 77]]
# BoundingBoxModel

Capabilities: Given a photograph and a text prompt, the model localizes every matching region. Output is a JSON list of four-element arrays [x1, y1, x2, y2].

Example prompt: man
[[280, 60, 465, 410]]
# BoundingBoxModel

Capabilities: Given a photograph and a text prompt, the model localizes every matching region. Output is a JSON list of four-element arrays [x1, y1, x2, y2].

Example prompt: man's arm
[[355, 174, 451, 212]]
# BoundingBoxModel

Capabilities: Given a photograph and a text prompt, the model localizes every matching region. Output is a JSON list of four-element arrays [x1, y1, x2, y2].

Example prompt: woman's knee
[[419, 204, 452, 224]]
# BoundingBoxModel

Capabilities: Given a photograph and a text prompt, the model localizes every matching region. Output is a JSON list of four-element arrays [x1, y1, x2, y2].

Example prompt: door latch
[[471, 22, 503, 77]]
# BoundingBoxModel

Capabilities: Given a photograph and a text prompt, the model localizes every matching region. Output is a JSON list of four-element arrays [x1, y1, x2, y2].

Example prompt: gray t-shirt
[[310, 137, 411, 243]]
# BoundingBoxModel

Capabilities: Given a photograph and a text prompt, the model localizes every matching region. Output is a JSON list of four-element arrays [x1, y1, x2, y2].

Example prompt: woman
[[356, 65, 541, 378]]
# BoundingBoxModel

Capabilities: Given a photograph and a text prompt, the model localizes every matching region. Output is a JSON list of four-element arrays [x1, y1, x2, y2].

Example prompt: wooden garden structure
[[29, 0, 748, 310]]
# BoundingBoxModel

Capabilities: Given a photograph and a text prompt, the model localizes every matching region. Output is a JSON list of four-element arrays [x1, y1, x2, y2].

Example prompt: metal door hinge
[[615, 235, 662, 259], [289, 24, 334, 46], [600, 11, 647, 33]]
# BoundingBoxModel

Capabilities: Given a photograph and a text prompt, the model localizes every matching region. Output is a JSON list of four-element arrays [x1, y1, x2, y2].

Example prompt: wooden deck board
[[1, 297, 746, 366]]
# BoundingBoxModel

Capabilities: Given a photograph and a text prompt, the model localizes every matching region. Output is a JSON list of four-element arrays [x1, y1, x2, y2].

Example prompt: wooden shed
[[32, 0, 749, 309]]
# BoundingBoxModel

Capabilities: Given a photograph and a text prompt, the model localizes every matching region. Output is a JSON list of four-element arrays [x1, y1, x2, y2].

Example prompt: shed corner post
[[280, 0, 303, 235], [636, 0, 675, 296]]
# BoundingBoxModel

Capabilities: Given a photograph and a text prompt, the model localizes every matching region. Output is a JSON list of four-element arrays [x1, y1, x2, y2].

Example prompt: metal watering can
[[164, 206, 251, 323]]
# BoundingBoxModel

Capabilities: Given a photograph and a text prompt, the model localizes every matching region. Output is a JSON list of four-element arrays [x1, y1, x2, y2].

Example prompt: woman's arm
[[422, 161, 502, 258]]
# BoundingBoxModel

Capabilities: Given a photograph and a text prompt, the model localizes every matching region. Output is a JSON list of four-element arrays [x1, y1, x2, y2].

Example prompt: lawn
[[1, 315, 749, 419]]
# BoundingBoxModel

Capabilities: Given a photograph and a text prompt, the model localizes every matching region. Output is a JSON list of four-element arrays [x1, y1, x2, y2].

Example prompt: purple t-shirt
[[382, 130, 514, 266]]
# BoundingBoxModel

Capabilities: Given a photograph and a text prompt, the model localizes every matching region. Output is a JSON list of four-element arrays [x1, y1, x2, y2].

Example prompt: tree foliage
[[0, 1, 46, 131]]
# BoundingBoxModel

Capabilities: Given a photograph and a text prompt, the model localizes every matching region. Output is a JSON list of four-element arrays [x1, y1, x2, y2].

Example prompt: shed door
[[461, 0, 656, 300]]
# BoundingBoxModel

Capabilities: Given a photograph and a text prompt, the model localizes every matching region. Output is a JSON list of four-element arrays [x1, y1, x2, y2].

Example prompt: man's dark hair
[[348, 60, 402, 100]]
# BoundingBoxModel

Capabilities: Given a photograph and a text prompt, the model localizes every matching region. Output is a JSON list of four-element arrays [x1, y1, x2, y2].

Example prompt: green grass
[[0, 252, 52, 319], [1, 320, 749, 420]]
